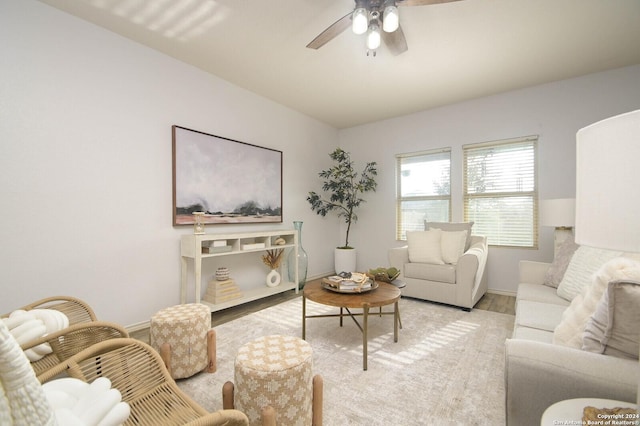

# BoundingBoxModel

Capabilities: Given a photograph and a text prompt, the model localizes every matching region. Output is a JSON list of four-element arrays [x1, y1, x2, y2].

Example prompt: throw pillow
[[407, 229, 444, 264], [552, 257, 640, 349], [425, 221, 474, 251], [440, 230, 468, 264], [543, 235, 579, 288], [556, 246, 622, 301], [582, 279, 640, 360]]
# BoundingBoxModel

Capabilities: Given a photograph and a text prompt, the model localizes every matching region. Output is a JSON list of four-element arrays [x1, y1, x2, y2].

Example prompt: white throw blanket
[[0, 321, 130, 426], [2, 309, 70, 361]]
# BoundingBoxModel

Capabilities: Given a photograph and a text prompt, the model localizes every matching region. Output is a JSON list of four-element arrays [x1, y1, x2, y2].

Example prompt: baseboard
[[486, 289, 517, 297], [126, 320, 150, 333], [125, 274, 333, 333]]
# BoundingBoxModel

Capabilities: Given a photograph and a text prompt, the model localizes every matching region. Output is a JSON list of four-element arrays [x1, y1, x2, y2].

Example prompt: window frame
[[395, 148, 452, 240]]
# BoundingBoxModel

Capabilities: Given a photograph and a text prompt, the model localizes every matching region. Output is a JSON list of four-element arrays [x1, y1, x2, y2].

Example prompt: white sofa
[[388, 235, 488, 310], [505, 259, 640, 426]]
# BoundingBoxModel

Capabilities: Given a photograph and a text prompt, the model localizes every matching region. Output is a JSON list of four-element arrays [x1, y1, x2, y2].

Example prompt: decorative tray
[[321, 276, 378, 294]]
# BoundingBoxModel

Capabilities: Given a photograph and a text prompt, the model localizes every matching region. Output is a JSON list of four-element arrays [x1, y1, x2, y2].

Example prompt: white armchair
[[388, 234, 488, 310]]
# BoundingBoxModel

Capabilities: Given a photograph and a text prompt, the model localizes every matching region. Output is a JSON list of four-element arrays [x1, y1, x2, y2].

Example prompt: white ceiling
[[38, 0, 640, 129]]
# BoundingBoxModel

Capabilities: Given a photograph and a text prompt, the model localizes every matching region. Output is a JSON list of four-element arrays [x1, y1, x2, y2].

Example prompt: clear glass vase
[[288, 221, 308, 289]]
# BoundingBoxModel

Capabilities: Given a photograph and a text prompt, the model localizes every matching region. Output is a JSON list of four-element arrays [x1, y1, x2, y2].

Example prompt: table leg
[[302, 294, 306, 340], [339, 307, 344, 327], [394, 301, 399, 343], [363, 304, 369, 371]]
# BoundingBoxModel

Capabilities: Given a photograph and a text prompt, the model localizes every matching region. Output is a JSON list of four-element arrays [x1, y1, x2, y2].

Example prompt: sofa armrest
[[388, 246, 409, 279], [505, 339, 639, 426], [518, 260, 551, 285], [456, 236, 488, 304]]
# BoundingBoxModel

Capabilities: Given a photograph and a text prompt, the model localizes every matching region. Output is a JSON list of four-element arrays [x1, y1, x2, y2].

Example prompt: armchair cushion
[[404, 263, 456, 284], [406, 229, 444, 264], [441, 230, 468, 264], [425, 221, 474, 251]]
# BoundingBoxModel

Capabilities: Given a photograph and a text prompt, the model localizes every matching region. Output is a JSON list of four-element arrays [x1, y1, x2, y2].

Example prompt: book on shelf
[[241, 242, 266, 250], [211, 240, 227, 247], [202, 245, 232, 254], [204, 279, 243, 304]]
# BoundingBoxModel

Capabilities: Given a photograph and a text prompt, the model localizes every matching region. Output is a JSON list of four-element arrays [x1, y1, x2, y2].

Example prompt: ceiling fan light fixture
[[366, 20, 381, 50], [352, 7, 369, 35], [382, 5, 399, 33]]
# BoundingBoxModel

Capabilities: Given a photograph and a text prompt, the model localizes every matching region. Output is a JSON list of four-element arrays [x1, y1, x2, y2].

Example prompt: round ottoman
[[150, 303, 214, 379], [235, 335, 313, 426]]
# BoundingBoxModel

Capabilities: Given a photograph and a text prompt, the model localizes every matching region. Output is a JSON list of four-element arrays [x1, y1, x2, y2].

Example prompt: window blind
[[463, 137, 538, 248], [396, 148, 451, 240]]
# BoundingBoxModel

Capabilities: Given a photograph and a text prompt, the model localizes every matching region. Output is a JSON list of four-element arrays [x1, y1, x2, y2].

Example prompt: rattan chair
[[40, 337, 249, 426], [3, 296, 129, 380], [3, 295, 97, 325]]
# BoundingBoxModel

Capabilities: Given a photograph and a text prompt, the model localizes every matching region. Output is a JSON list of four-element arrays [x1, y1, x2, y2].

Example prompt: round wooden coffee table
[[302, 280, 401, 370]]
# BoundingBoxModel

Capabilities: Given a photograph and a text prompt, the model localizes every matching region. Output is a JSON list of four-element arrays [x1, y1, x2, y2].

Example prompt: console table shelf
[[180, 230, 299, 312]]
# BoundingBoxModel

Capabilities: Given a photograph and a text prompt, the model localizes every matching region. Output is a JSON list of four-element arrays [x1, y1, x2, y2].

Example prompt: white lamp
[[574, 109, 640, 409], [540, 198, 575, 257]]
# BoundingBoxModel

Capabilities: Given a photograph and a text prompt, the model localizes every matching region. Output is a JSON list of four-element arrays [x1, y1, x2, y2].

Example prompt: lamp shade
[[575, 109, 640, 252], [540, 198, 575, 228], [352, 7, 368, 35]]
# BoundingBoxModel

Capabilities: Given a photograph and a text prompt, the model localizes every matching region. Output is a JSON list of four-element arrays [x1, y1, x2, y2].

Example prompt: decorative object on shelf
[[274, 237, 286, 245], [307, 148, 377, 274], [265, 269, 281, 288], [215, 267, 230, 281], [288, 221, 308, 289], [204, 279, 242, 304], [172, 125, 282, 226], [262, 249, 284, 288], [367, 267, 400, 283], [193, 211, 205, 234]]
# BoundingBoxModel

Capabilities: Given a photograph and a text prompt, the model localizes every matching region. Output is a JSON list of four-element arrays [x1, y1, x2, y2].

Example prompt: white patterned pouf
[[150, 303, 211, 379], [235, 335, 313, 426]]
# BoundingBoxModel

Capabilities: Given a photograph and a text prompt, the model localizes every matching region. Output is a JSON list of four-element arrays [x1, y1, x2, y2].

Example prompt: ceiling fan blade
[[397, 0, 463, 6], [382, 24, 408, 56], [306, 12, 352, 50]]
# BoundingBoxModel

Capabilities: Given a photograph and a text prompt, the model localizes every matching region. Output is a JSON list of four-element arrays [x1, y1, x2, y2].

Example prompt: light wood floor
[[130, 280, 515, 342]]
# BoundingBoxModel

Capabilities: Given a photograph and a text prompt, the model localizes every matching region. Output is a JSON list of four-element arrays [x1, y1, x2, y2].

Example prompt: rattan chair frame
[[22, 321, 129, 381], [39, 337, 249, 426], [3, 295, 97, 325], [3, 296, 130, 380]]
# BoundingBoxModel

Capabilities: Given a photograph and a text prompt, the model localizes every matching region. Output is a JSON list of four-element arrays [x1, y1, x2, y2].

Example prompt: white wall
[[338, 64, 640, 294], [0, 1, 339, 326], [2, 3, 639, 327]]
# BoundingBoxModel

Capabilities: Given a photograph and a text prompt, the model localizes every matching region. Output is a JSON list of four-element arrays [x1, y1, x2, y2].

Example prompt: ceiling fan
[[307, 0, 462, 56]]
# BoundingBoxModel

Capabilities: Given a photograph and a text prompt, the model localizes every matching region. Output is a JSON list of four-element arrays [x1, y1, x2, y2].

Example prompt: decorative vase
[[215, 267, 230, 281], [287, 221, 308, 289], [266, 269, 281, 288], [334, 247, 356, 274]]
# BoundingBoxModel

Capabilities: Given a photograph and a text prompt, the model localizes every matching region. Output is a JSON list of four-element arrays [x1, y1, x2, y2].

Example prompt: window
[[463, 136, 538, 248], [396, 149, 451, 240]]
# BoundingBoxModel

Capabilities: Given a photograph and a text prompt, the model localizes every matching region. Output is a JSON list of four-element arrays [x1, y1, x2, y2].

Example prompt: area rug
[[176, 296, 514, 425]]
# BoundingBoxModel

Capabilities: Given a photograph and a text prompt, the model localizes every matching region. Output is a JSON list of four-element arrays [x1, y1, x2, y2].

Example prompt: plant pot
[[334, 247, 356, 274]]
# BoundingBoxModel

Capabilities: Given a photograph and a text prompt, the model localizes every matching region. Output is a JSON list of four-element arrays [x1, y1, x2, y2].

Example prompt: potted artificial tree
[[307, 148, 377, 273]]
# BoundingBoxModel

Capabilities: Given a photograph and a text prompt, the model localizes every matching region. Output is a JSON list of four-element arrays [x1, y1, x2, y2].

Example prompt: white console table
[[180, 230, 299, 312]]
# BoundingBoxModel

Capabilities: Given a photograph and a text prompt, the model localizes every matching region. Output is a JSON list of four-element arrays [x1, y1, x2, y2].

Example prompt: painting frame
[[172, 125, 283, 226]]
